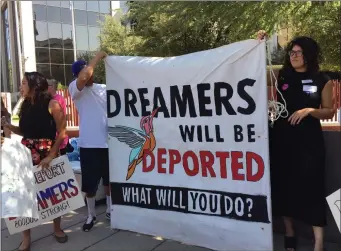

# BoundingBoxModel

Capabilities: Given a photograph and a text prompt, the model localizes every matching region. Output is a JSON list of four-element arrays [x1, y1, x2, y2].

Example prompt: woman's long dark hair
[[18, 72, 52, 118], [282, 36, 322, 75]]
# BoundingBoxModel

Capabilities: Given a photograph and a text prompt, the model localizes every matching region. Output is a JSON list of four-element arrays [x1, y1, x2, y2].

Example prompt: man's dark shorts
[[79, 147, 110, 194]]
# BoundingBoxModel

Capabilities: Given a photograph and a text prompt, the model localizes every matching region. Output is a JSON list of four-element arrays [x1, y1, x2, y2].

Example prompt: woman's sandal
[[54, 230, 68, 243], [284, 236, 297, 251]]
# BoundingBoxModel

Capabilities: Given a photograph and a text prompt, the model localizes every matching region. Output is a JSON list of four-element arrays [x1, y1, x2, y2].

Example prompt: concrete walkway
[[2, 204, 341, 251]]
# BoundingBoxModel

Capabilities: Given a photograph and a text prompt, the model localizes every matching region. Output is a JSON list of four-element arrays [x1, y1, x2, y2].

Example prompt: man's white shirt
[[68, 80, 108, 148]]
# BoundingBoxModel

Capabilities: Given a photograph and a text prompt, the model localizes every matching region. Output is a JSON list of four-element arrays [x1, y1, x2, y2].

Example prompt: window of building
[[33, 4, 47, 21], [87, 11, 99, 26], [61, 8, 72, 25], [33, 1, 47, 5], [36, 64, 50, 78], [50, 49, 64, 64], [47, 6, 61, 23], [48, 22, 63, 48], [34, 21, 49, 47], [36, 48, 50, 63], [60, 1, 70, 8], [75, 25, 89, 51], [73, 1, 86, 10], [46, 1, 61, 7], [74, 10, 87, 25], [62, 24, 74, 49], [64, 49, 74, 64], [65, 64, 74, 84], [99, 1, 111, 14], [51, 64, 65, 84], [87, 1, 99, 12], [88, 26, 100, 51]]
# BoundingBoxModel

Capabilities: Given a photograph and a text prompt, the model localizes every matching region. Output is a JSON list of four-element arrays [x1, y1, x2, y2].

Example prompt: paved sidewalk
[[2, 204, 341, 251]]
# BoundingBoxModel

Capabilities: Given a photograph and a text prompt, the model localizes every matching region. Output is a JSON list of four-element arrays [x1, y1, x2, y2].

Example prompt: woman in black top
[[2, 72, 68, 251], [258, 32, 335, 251]]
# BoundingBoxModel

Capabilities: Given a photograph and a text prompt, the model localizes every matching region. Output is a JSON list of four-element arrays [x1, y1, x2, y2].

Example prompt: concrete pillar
[[19, 1, 36, 72], [1, 5, 9, 92], [7, 0, 20, 93]]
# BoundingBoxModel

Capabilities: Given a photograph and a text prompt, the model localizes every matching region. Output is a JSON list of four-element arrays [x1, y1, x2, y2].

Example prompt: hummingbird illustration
[[108, 107, 159, 180]]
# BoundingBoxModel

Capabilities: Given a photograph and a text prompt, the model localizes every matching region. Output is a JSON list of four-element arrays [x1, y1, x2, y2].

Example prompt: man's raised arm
[[76, 51, 107, 91]]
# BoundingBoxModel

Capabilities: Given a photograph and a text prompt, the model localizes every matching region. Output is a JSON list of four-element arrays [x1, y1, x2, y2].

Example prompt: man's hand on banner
[[97, 51, 108, 60], [38, 155, 54, 169], [257, 30, 268, 41]]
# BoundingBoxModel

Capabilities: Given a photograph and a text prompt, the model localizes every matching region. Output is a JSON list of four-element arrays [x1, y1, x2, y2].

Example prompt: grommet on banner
[[265, 40, 288, 127]]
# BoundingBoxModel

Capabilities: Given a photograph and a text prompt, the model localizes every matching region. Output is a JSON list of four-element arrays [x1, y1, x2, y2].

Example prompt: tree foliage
[[97, 0, 340, 81]]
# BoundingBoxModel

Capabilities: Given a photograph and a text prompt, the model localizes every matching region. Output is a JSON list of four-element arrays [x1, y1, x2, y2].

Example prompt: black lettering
[[190, 192, 198, 210], [234, 125, 243, 142], [197, 83, 212, 116], [124, 89, 139, 116], [138, 88, 150, 116], [214, 82, 236, 115], [247, 124, 256, 142], [237, 79, 256, 115], [153, 87, 170, 118], [215, 125, 224, 142], [199, 193, 207, 211], [204, 126, 213, 142], [179, 125, 195, 142], [107, 90, 121, 118], [170, 85, 197, 117]]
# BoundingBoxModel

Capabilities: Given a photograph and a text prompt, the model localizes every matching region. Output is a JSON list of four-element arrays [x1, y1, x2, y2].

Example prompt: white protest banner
[[106, 39, 272, 251], [1, 138, 38, 219], [5, 155, 85, 235]]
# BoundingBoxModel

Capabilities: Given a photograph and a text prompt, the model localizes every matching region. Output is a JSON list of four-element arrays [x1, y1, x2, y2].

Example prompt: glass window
[[62, 24, 73, 49], [48, 23, 63, 48], [36, 64, 51, 77], [60, 1, 70, 8], [64, 49, 74, 64], [75, 25, 89, 51], [51, 64, 65, 85], [98, 13, 105, 23], [73, 1, 86, 10], [47, 6, 61, 23], [65, 64, 74, 85], [99, 1, 111, 14], [86, 1, 99, 12], [61, 8, 72, 24], [50, 49, 64, 64], [34, 21, 49, 47], [87, 12, 98, 26], [33, 1, 47, 5], [76, 50, 87, 59], [33, 5, 47, 21], [46, 1, 60, 7], [35, 48, 50, 63], [88, 27, 100, 51], [74, 10, 87, 25]]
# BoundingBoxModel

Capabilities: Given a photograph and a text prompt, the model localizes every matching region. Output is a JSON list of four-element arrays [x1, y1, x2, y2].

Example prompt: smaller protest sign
[[5, 155, 85, 235], [1, 138, 38, 219]]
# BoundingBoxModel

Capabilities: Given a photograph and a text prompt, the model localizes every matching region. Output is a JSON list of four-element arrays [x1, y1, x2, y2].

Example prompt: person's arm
[[76, 51, 107, 91], [309, 80, 336, 120], [49, 100, 67, 157], [1, 116, 22, 136], [38, 100, 67, 169]]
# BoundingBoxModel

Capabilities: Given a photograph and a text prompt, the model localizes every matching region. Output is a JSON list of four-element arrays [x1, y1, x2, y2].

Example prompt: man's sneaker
[[83, 216, 96, 232], [105, 212, 110, 220]]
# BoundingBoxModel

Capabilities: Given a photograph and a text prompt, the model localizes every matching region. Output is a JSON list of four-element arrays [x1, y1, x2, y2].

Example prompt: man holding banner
[[69, 51, 111, 232]]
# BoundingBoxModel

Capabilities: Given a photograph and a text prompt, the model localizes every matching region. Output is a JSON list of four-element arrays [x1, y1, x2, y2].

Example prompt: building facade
[[1, 0, 127, 96]]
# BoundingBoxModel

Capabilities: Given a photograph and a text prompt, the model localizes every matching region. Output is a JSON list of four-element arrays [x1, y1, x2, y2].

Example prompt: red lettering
[[246, 151, 264, 182], [216, 151, 229, 178], [9, 217, 17, 220], [183, 151, 199, 176], [59, 182, 72, 200], [37, 195, 48, 210], [142, 149, 155, 172], [199, 151, 216, 177], [157, 148, 167, 173], [169, 149, 181, 174], [231, 151, 245, 181]]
